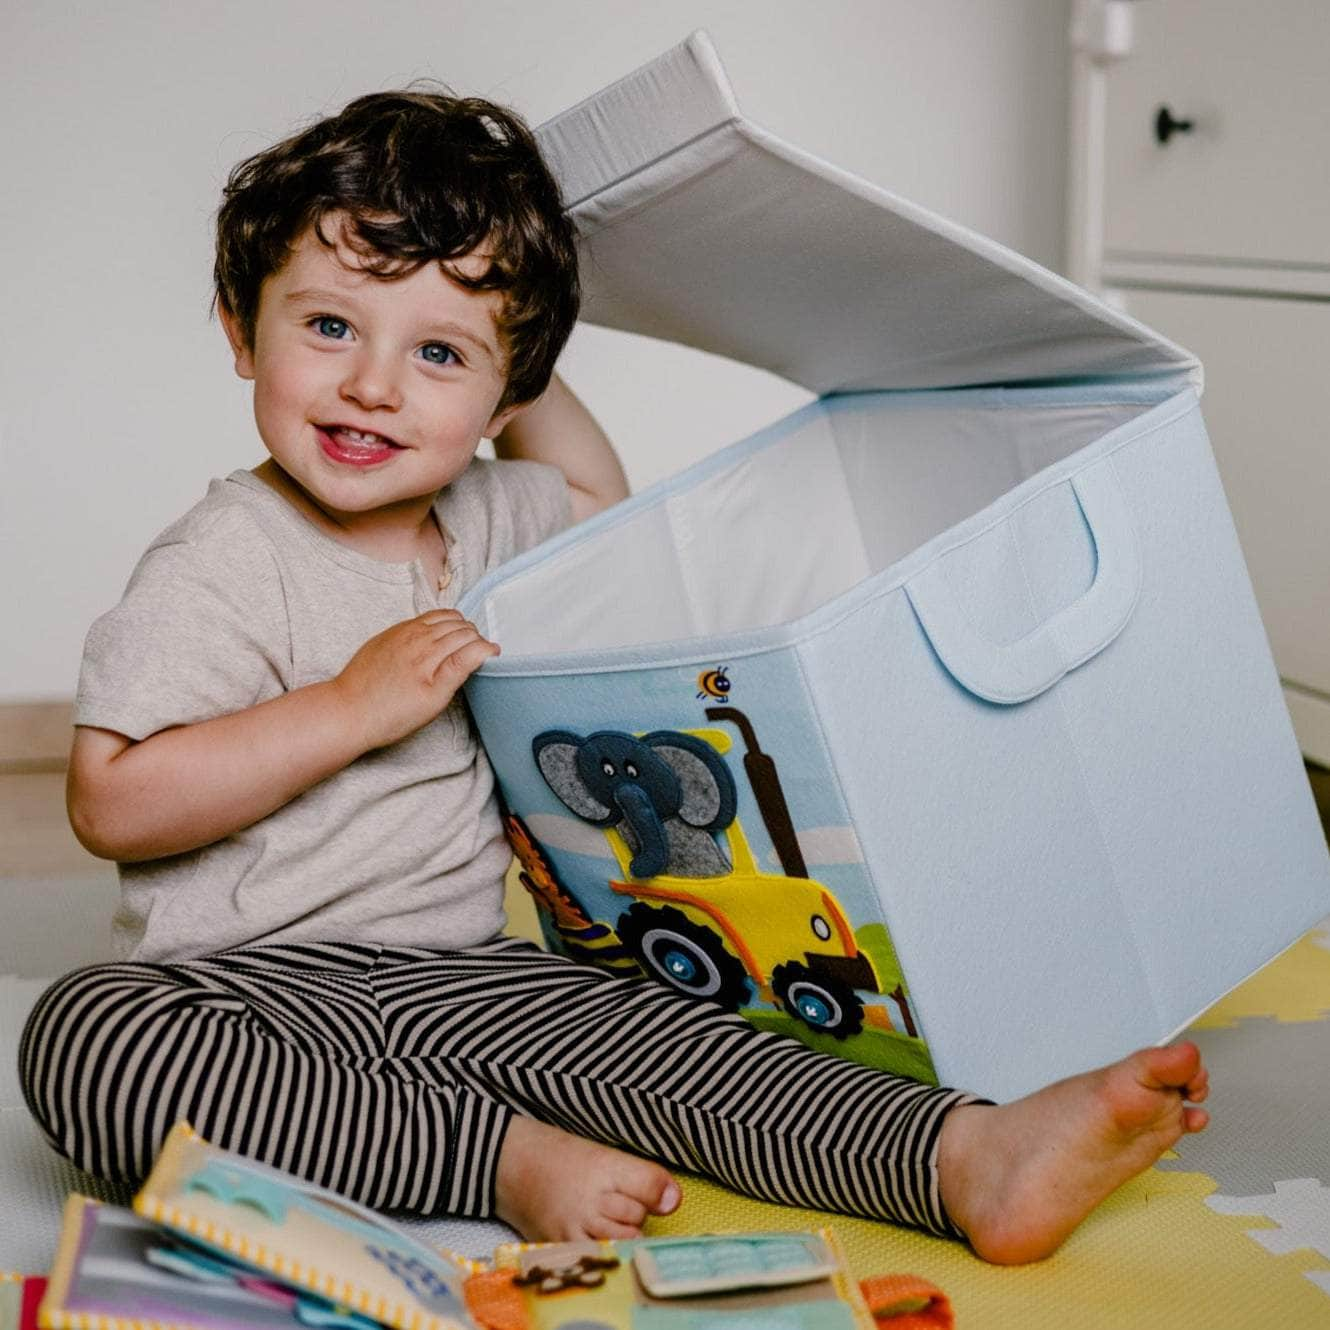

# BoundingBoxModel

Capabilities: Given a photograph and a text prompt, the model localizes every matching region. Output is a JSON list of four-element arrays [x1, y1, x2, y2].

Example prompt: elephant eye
[[601, 760, 616, 778], [625, 761, 639, 779]]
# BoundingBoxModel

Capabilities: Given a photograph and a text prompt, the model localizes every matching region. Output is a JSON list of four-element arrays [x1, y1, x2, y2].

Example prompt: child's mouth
[[317, 425, 403, 467]]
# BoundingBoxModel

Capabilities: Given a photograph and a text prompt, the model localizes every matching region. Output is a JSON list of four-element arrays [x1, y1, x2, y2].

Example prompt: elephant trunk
[[615, 783, 670, 879]]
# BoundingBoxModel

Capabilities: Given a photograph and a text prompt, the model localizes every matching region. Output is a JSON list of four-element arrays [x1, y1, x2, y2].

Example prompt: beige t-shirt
[[76, 461, 571, 962]]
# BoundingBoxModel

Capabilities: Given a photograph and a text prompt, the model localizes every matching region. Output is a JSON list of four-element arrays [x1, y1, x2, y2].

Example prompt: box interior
[[479, 391, 1160, 656]]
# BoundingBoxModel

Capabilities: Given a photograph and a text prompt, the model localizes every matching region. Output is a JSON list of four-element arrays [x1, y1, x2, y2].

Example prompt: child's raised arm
[[492, 374, 629, 522], [68, 610, 496, 863]]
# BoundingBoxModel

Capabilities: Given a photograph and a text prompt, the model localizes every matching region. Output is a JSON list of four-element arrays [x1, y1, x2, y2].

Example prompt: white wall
[[1, 0, 1070, 701]]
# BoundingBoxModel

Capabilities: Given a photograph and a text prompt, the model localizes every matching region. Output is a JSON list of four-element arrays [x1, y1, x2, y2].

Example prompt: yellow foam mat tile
[[1191, 925, 1330, 1030], [643, 1166, 1330, 1329]]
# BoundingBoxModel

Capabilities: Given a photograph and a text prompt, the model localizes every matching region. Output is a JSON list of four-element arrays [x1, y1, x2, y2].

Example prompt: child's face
[[221, 219, 519, 522]]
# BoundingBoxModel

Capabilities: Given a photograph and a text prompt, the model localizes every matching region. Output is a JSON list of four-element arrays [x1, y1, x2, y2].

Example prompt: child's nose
[[339, 350, 402, 411]]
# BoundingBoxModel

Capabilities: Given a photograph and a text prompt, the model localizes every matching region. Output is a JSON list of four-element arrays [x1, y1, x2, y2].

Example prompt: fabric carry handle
[[904, 460, 1141, 705]]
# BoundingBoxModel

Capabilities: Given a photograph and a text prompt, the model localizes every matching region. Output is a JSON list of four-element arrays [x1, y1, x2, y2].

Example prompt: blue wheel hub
[[664, 949, 698, 983]]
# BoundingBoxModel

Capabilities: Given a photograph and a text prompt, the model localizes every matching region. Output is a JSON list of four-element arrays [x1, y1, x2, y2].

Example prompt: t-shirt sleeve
[[76, 512, 291, 741], [446, 458, 573, 589]]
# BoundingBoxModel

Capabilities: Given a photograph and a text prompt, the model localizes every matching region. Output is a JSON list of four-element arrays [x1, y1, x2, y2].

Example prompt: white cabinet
[[1103, 0, 1330, 268], [1097, 0, 1330, 763]]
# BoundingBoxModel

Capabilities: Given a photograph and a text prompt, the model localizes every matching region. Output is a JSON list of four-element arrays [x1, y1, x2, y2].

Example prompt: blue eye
[[420, 342, 458, 367], [313, 316, 349, 339]]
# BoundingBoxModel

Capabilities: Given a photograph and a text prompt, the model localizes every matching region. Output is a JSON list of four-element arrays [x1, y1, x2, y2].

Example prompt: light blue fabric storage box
[[459, 34, 1330, 1103]]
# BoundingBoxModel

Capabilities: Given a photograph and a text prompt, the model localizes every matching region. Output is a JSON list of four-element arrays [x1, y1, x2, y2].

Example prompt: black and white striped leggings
[[19, 937, 977, 1237]]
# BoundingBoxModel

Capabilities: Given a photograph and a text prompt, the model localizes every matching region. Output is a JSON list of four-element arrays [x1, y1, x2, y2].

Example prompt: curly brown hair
[[214, 88, 579, 410]]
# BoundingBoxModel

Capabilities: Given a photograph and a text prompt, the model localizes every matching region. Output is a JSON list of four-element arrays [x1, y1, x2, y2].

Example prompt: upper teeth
[[339, 428, 389, 445]]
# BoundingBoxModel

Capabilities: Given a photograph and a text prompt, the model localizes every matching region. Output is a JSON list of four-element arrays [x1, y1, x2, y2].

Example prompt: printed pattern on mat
[[1152, 917, 1330, 1301]]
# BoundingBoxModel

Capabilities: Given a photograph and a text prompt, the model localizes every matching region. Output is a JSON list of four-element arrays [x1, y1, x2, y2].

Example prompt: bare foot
[[494, 1116, 681, 1241], [937, 1042, 1210, 1264]]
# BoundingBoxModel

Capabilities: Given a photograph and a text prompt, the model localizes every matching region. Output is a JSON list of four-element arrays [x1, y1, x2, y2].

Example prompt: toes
[[652, 1177, 682, 1216], [616, 1160, 680, 1217], [1183, 1105, 1210, 1133], [585, 1212, 645, 1241], [601, 1192, 648, 1229], [1186, 1066, 1210, 1103], [1136, 1041, 1202, 1090]]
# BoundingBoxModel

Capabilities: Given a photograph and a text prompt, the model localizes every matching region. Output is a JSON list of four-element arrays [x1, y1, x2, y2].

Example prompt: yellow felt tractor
[[528, 708, 899, 1040]]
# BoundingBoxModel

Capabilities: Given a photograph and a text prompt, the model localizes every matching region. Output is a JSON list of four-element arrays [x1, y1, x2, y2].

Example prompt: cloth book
[[34, 1123, 951, 1330]]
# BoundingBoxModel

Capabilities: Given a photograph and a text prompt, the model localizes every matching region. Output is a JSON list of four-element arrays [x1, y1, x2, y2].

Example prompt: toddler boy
[[20, 88, 1209, 1262]]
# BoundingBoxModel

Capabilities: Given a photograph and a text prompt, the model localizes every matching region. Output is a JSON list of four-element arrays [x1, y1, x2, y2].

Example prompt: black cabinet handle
[[1155, 105, 1195, 144]]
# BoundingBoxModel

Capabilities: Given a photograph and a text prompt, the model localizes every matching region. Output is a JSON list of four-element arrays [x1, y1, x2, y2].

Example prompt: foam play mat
[[5, 914, 1328, 1327], [634, 915, 1330, 1326]]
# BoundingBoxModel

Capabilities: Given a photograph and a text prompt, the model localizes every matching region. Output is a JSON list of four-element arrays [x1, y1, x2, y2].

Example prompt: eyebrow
[[283, 287, 356, 309], [282, 288, 500, 364]]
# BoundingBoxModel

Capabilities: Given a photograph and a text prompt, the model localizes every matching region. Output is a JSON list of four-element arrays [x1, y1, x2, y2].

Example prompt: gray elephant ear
[[642, 732, 738, 831], [533, 731, 614, 824]]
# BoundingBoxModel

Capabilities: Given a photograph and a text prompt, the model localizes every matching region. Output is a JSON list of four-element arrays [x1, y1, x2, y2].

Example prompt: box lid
[[537, 32, 1200, 394]]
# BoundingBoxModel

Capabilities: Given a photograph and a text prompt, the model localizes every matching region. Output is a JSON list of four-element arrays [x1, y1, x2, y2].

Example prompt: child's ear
[[484, 401, 523, 441], [217, 302, 256, 381]]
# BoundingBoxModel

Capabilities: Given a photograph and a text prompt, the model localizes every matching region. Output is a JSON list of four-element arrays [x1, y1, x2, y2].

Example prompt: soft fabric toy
[[532, 729, 737, 879]]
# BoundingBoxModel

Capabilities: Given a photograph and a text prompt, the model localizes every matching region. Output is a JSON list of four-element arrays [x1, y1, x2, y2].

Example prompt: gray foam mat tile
[[0, 976, 52, 1110], [0, 1107, 133, 1273]]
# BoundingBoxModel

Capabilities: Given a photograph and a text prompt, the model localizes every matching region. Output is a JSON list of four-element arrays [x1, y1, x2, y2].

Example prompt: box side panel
[[464, 651, 940, 1085], [465, 387, 1166, 664], [1054, 404, 1330, 1026], [798, 586, 1160, 1104]]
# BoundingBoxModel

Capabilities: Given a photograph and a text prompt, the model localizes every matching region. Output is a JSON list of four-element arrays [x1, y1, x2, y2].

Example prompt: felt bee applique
[[696, 665, 731, 702]]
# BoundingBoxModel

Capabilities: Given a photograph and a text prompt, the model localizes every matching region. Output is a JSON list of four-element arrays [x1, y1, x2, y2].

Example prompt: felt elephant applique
[[522, 713, 916, 1044], [531, 729, 738, 880]]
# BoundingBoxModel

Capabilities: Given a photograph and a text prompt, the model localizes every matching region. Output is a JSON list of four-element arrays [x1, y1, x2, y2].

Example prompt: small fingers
[[417, 608, 464, 626], [429, 635, 500, 689], [428, 623, 496, 656], [423, 617, 500, 665]]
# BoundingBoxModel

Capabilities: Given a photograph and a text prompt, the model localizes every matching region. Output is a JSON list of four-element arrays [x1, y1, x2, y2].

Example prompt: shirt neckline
[[222, 468, 471, 598]]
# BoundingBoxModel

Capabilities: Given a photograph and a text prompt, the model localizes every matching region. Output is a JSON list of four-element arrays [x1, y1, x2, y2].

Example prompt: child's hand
[[333, 610, 499, 751]]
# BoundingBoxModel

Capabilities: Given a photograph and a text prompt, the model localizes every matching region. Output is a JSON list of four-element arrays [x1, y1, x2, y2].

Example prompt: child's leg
[[21, 940, 1206, 1258], [377, 941, 1208, 1256], [374, 939, 980, 1239], [17, 944, 524, 1217]]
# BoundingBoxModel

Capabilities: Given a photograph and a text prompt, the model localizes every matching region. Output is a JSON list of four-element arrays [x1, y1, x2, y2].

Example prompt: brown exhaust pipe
[[705, 706, 809, 879]]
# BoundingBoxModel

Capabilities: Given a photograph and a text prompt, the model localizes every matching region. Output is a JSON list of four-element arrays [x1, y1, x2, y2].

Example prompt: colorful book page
[[488, 1229, 879, 1330], [134, 1124, 477, 1330], [40, 1195, 315, 1329]]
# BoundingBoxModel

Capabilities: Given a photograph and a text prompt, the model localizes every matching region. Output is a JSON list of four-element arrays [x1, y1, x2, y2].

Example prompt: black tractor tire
[[771, 961, 864, 1039], [617, 903, 751, 1011]]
